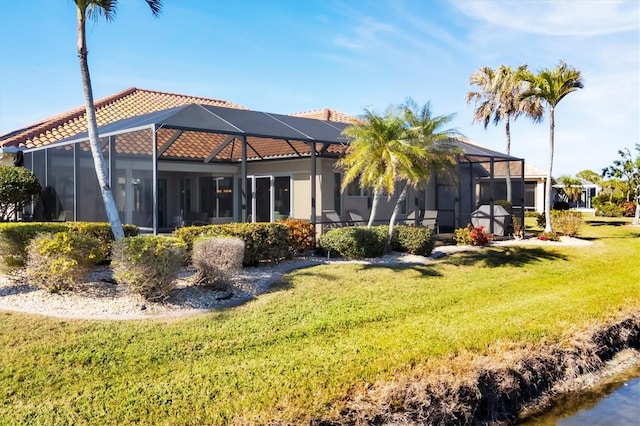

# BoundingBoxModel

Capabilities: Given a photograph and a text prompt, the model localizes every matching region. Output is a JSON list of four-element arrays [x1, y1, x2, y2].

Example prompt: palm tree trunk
[[545, 106, 555, 233], [77, 10, 124, 240], [505, 116, 512, 203], [388, 180, 408, 247], [367, 188, 381, 228]]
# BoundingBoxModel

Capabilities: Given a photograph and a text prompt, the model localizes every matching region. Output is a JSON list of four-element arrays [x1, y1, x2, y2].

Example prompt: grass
[[1, 218, 639, 424]]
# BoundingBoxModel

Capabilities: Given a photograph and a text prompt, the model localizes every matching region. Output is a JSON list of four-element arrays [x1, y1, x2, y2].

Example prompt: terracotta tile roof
[[0, 87, 246, 149], [290, 108, 359, 124]]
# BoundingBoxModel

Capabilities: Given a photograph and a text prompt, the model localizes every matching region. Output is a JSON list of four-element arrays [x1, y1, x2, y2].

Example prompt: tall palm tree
[[466, 65, 543, 202], [338, 106, 407, 227], [75, 0, 162, 240], [387, 99, 459, 242], [519, 61, 584, 232]]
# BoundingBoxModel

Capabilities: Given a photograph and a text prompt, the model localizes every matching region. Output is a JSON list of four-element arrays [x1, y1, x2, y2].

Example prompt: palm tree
[[338, 106, 406, 227], [466, 65, 543, 202], [75, 0, 162, 240], [519, 61, 584, 232], [557, 175, 583, 204], [387, 99, 459, 242]]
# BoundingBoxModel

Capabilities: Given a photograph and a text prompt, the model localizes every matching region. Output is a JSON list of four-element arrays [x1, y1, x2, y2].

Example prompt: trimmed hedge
[[0, 222, 139, 272], [26, 231, 104, 293], [318, 226, 387, 259], [280, 218, 315, 255], [390, 225, 436, 256], [174, 222, 289, 266], [550, 210, 583, 237], [0, 223, 67, 272], [112, 235, 187, 301]]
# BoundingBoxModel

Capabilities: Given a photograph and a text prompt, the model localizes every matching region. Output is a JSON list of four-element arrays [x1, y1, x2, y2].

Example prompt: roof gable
[[0, 87, 246, 149]]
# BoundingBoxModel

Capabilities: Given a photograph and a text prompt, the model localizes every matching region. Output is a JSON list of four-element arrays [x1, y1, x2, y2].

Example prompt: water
[[520, 365, 640, 425]]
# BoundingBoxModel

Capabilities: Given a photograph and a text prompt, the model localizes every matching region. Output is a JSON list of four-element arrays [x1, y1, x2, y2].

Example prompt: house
[[1, 88, 527, 236], [477, 160, 549, 214]]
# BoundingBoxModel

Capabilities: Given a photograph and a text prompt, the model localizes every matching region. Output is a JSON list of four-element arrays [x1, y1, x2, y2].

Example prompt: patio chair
[[348, 210, 366, 226], [422, 210, 440, 235], [322, 210, 343, 231]]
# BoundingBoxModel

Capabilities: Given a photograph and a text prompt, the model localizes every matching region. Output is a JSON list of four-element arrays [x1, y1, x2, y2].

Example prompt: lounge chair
[[348, 210, 366, 226]]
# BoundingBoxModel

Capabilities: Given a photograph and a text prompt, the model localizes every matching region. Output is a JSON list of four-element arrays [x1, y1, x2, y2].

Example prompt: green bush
[[550, 210, 583, 237], [65, 222, 139, 262], [174, 222, 289, 266], [0, 222, 67, 272], [0, 222, 139, 272], [280, 218, 315, 256], [596, 202, 623, 217], [25, 232, 104, 293], [112, 235, 187, 301], [390, 225, 435, 256], [534, 212, 546, 228], [191, 236, 244, 290], [454, 224, 492, 246], [318, 226, 386, 259], [494, 200, 513, 214], [0, 165, 41, 221]]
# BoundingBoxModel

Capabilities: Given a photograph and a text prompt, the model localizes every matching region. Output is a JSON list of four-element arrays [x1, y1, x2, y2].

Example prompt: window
[[199, 176, 233, 218], [333, 173, 342, 215], [346, 179, 369, 197]]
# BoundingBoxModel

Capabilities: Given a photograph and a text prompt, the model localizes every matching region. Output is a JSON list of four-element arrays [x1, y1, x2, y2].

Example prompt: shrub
[[535, 212, 546, 228], [391, 225, 435, 256], [280, 218, 314, 256], [112, 235, 187, 301], [318, 226, 386, 259], [174, 222, 289, 266], [454, 224, 492, 246], [494, 200, 513, 214], [596, 202, 623, 217], [65, 222, 139, 262], [0, 165, 41, 221], [25, 231, 104, 293], [621, 201, 637, 217], [0, 222, 67, 272], [537, 231, 560, 242], [552, 201, 570, 211], [191, 236, 244, 290], [550, 210, 583, 237]]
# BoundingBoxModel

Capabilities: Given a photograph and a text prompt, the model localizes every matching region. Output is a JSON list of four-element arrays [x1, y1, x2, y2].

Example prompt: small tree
[[0, 165, 41, 221], [576, 169, 601, 185], [603, 144, 640, 225]]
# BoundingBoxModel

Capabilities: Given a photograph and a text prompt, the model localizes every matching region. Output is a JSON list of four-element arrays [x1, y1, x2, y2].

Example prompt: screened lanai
[[20, 103, 524, 236], [21, 103, 350, 233]]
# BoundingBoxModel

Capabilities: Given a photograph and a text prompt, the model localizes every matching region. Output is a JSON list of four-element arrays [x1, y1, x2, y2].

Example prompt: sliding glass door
[[247, 175, 291, 222]]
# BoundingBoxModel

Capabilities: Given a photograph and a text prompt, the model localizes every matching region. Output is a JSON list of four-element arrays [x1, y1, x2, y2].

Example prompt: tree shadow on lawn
[[442, 247, 568, 268], [587, 219, 631, 227], [358, 263, 442, 278]]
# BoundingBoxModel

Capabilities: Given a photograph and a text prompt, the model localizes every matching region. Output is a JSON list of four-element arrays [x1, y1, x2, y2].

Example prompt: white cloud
[[453, 0, 639, 36]]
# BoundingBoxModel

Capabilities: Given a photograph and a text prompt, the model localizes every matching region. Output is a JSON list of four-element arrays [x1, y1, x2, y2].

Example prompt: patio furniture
[[322, 210, 343, 231], [348, 210, 366, 226]]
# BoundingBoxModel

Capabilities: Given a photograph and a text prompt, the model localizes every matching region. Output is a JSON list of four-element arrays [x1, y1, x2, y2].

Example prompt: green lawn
[[1, 218, 639, 424]]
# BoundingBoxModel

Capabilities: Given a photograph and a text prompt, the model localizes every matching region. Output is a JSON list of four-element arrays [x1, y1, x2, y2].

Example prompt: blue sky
[[0, 0, 638, 178]]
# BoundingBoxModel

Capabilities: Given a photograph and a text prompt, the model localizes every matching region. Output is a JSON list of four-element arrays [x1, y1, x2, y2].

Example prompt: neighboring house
[[1, 88, 529, 236], [553, 179, 600, 210], [478, 161, 549, 214]]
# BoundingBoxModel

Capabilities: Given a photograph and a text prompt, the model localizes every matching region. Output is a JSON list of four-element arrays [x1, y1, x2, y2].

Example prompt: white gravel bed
[[0, 237, 593, 321]]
